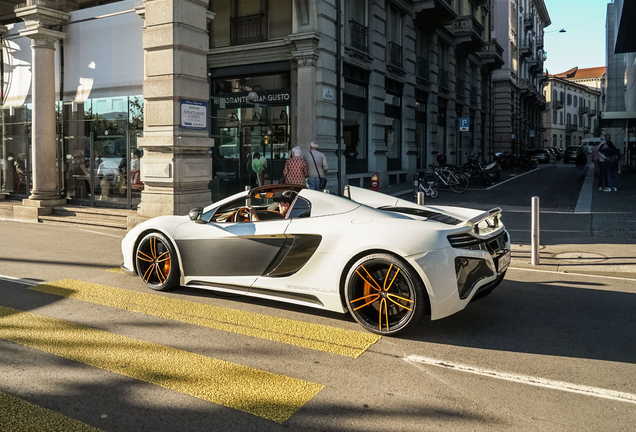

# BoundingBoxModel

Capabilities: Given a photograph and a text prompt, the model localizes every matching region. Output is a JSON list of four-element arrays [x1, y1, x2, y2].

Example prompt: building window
[[209, 0, 292, 48], [385, 78, 403, 171], [553, 110, 557, 124], [573, 96, 577, 107], [343, 64, 369, 174], [567, 93, 572, 106], [347, 0, 367, 52], [416, 26, 430, 80], [386, 4, 403, 68]]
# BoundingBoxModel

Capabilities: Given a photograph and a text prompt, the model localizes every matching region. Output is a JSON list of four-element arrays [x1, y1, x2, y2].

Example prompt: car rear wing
[[465, 207, 503, 235]]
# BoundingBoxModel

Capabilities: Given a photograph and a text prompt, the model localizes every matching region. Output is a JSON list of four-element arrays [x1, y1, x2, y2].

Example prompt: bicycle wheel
[[429, 188, 439, 199], [450, 173, 469, 193]]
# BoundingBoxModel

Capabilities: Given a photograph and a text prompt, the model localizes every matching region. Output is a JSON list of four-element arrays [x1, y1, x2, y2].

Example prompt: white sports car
[[121, 184, 510, 336]]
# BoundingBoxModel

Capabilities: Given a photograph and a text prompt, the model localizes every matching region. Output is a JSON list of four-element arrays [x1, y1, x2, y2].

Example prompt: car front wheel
[[135, 232, 180, 291], [344, 253, 426, 336]]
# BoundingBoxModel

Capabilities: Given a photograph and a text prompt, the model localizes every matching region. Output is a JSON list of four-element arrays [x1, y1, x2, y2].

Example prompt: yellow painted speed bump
[[0, 390, 104, 432], [30, 279, 380, 358], [0, 305, 322, 423]]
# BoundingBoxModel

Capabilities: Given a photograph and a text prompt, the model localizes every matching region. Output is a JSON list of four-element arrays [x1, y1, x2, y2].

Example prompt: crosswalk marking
[[0, 390, 104, 432], [0, 305, 323, 423], [30, 279, 380, 358]]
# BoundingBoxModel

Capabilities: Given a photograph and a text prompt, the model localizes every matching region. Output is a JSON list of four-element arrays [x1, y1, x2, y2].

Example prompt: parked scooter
[[462, 153, 500, 185]]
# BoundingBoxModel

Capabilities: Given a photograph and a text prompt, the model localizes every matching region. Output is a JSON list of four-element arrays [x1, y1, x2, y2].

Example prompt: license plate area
[[496, 250, 511, 273]]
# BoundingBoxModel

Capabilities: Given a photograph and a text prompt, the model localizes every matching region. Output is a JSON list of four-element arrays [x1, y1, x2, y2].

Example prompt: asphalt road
[[1, 164, 635, 431]]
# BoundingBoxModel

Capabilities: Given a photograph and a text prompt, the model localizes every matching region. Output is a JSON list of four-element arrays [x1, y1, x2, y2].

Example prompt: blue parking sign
[[459, 118, 470, 131]]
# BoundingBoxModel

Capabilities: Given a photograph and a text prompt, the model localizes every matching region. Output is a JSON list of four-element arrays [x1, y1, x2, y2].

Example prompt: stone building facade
[[1, 0, 507, 219], [492, 0, 550, 154]]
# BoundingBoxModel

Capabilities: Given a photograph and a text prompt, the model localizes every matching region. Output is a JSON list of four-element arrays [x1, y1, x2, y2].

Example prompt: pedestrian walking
[[303, 141, 329, 190], [596, 135, 610, 191], [282, 146, 308, 186], [601, 139, 621, 191], [575, 149, 587, 179]]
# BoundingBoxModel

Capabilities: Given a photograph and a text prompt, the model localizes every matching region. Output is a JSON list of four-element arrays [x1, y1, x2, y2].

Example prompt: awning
[[600, 111, 636, 128]]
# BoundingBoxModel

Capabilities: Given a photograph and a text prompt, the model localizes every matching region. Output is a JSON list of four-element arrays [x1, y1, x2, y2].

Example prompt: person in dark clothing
[[601, 140, 621, 191], [575, 150, 588, 179]]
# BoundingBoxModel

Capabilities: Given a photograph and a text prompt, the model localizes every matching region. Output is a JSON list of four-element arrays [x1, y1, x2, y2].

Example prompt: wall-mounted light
[[72, 101, 78, 112], [9, 106, 15, 116]]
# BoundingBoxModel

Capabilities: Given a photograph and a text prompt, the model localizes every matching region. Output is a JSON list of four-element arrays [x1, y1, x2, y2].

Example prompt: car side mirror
[[189, 207, 205, 224]]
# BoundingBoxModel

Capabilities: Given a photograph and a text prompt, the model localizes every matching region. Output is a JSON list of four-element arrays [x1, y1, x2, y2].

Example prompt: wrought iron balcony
[[518, 78, 530, 93], [552, 99, 564, 109], [413, 0, 457, 26], [527, 57, 542, 71], [417, 57, 429, 81], [389, 41, 403, 69], [584, 126, 591, 133], [524, 13, 534, 29], [588, 108, 597, 116], [230, 13, 265, 45], [453, 15, 485, 52], [350, 19, 368, 52], [565, 122, 576, 132], [578, 106, 589, 114]]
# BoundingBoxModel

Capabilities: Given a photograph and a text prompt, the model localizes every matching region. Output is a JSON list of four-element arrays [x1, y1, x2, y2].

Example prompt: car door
[[172, 217, 291, 295]]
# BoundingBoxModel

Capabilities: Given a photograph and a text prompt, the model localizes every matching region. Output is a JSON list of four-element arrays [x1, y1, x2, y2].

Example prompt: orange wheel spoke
[[387, 295, 413, 311], [383, 264, 394, 290], [136, 254, 154, 263], [355, 270, 381, 292], [138, 250, 153, 261], [155, 265, 166, 284], [351, 294, 380, 310], [142, 263, 156, 283], [150, 238, 156, 259], [156, 251, 170, 263], [384, 267, 401, 291], [387, 293, 414, 305], [358, 265, 383, 291]]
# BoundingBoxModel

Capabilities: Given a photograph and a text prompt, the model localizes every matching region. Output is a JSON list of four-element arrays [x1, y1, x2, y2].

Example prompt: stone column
[[15, 5, 68, 208], [135, 0, 214, 218], [290, 33, 320, 149]]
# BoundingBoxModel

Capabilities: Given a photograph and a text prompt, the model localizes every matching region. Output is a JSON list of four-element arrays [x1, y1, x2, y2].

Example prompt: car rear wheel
[[344, 253, 426, 336], [135, 232, 179, 291]]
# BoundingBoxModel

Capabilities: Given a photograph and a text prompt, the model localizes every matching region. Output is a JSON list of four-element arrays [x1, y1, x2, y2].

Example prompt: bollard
[[417, 191, 425, 206], [531, 196, 540, 265]]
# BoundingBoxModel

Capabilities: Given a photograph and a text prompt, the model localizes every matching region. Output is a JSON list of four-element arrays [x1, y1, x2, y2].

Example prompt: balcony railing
[[578, 106, 589, 114], [230, 14, 265, 45], [453, 15, 484, 51], [565, 122, 576, 132], [524, 13, 534, 29], [439, 68, 449, 89], [552, 100, 564, 109], [584, 127, 591, 133], [588, 108, 597, 116], [416, 57, 429, 80], [350, 19, 368, 52], [389, 41, 403, 69]]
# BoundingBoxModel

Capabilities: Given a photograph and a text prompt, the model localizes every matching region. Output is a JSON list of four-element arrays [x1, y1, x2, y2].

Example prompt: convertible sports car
[[121, 184, 511, 336]]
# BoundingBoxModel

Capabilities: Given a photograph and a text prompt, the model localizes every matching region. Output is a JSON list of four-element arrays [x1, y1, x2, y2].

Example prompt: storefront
[[0, 96, 144, 209], [209, 63, 291, 201]]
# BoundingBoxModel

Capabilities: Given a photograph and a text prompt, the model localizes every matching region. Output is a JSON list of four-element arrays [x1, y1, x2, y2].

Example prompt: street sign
[[459, 117, 469, 131], [181, 99, 207, 130]]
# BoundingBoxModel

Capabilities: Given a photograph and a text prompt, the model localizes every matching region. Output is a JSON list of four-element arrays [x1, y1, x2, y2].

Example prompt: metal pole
[[417, 191, 425, 206], [531, 196, 540, 265]]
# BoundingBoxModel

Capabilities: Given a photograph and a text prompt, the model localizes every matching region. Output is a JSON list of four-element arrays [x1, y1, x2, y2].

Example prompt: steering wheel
[[232, 207, 252, 222]]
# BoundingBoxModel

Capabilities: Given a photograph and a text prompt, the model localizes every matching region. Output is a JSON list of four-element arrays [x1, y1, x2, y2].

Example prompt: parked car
[[549, 147, 564, 160], [121, 184, 511, 336], [526, 149, 551, 164], [563, 146, 584, 163]]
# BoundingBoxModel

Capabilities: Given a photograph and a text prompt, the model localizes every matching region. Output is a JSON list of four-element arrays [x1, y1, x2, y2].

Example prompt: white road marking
[[0, 274, 41, 286], [76, 228, 125, 239], [404, 355, 636, 405], [508, 266, 636, 282], [486, 168, 539, 190]]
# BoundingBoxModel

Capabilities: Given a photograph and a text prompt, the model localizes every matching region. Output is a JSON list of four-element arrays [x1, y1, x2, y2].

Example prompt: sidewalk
[[383, 164, 636, 279]]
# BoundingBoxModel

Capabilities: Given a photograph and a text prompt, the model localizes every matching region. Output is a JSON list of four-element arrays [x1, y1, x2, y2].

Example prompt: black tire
[[135, 232, 180, 291], [480, 171, 494, 186], [344, 253, 426, 336], [450, 173, 469, 193]]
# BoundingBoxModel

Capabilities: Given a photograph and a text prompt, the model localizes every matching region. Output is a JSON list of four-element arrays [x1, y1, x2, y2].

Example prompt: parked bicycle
[[461, 153, 500, 185], [420, 165, 469, 194], [415, 177, 439, 199]]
